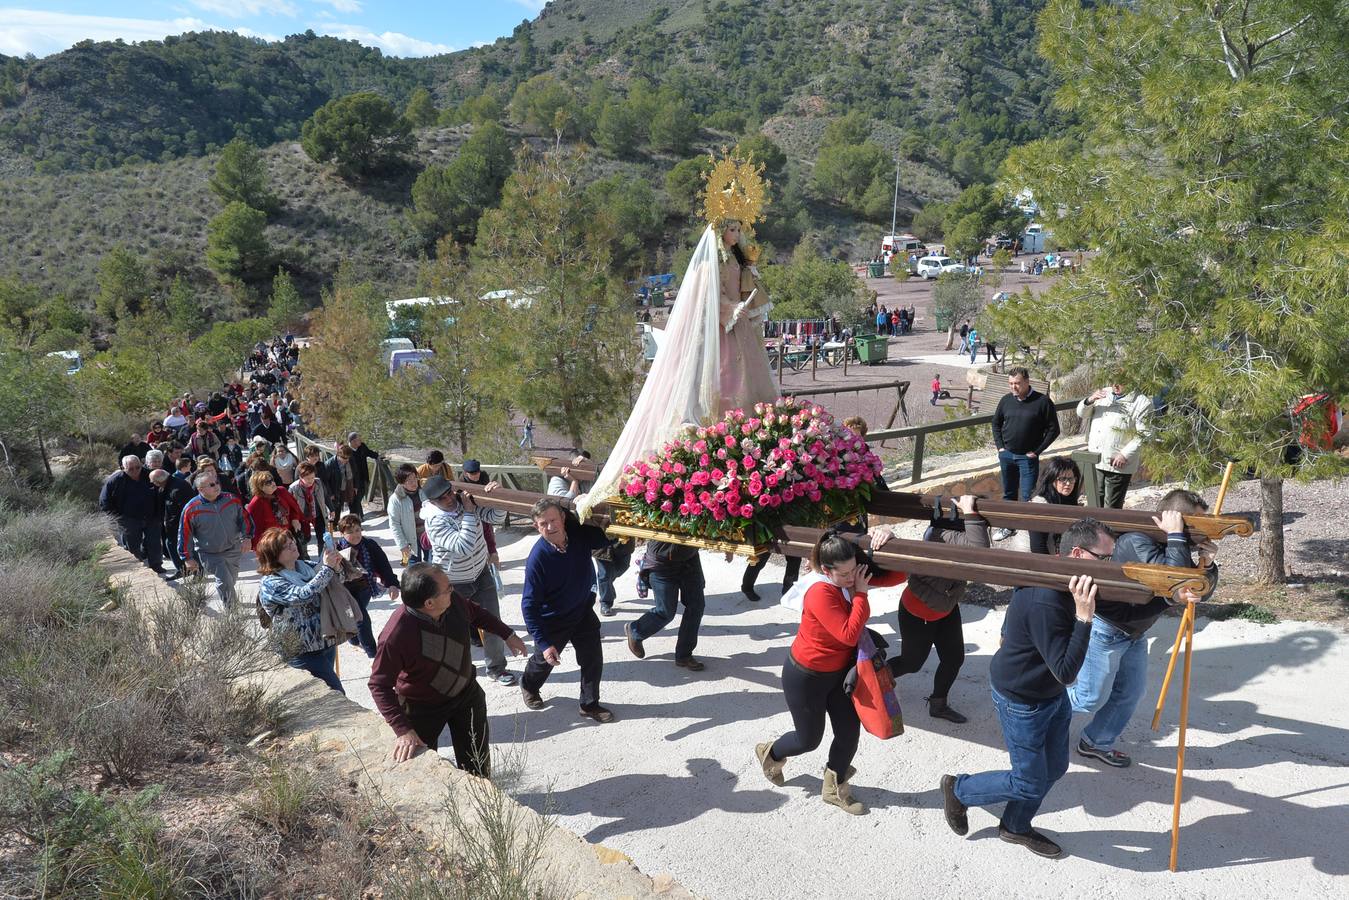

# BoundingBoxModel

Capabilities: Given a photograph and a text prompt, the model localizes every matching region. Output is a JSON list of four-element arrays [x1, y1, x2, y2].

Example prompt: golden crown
[[700, 151, 770, 236]]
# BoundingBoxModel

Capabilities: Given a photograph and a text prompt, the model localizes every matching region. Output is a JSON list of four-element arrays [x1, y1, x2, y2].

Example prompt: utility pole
[[890, 158, 900, 238]]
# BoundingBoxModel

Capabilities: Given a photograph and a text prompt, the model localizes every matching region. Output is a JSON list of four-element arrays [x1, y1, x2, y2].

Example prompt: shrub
[[239, 755, 326, 837], [0, 499, 113, 565]]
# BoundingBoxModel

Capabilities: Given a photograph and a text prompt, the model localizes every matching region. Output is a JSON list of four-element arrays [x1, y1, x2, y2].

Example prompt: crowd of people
[[98, 330, 1222, 860]]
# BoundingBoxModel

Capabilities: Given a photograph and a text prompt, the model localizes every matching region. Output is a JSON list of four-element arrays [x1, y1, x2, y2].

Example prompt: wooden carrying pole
[[1151, 461, 1235, 871]]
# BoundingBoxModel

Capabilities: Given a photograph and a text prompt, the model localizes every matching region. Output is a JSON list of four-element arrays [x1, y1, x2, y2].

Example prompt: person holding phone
[[754, 531, 907, 815]]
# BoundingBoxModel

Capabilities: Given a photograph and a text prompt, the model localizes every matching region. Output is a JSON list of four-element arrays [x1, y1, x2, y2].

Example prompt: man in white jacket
[[421, 474, 515, 685], [1076, 385, 1153, 508]]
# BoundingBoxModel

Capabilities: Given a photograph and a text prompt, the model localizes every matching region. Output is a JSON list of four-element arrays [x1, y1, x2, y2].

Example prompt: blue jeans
[[346, 581, 378, 658], [998, 450, 1039, 502], [632, 557, 706, 661], [955, 688, 1071, 834], [1069, 617, 1149, 750], [595, 541, 634, 610], [287, 644, 344, 694]]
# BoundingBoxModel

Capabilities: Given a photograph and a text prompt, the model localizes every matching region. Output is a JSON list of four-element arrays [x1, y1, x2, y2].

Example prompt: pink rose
[[645, 491, 658, 503], [660, 500, 674, 513], [662, 483, 677, 497], [740, 504, 755, 517]]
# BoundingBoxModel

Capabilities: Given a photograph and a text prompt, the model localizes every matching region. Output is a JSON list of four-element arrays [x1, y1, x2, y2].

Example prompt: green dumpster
[[855, 333, 889, 365], [868, 262, 885, 278]]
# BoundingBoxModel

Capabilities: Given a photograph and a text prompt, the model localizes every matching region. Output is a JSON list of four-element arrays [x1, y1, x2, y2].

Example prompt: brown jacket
[[905, 515, 991, 615]]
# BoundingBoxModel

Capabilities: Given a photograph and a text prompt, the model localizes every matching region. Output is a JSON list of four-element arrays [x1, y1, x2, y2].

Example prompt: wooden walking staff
[[1151, 461, 1236, 871]]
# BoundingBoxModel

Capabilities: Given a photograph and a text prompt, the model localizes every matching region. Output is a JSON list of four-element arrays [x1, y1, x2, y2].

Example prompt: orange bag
[[853, 631, 904, 739]]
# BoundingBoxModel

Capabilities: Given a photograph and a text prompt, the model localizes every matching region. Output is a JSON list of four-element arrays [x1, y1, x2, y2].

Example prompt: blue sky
[[0, 1, 547, 58]]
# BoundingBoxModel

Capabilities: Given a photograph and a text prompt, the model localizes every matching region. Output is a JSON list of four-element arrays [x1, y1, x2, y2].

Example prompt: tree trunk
[[36, 429, 52, 478], [1254, 476, 1286, 584], [944, 323, 957, 351]]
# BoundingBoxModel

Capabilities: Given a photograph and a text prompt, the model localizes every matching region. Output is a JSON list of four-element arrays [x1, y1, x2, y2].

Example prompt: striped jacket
[[179, 492, 252, 558], [422, 502, 504, 584]]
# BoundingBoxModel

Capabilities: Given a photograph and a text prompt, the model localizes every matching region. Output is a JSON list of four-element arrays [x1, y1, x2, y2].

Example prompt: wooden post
[[1214, 462, 1236, 514], [1169, 605, 1196, 872], [811, 341, 818, 381], [843, 338, 851, 376], [777, 335, 785, 389], [911, 431, 925, 485]]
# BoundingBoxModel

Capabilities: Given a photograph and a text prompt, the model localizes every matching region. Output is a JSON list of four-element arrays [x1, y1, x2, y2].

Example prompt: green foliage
[[474, 149, 640, 446], [733, 134, 787, 182], [163, 274, 205, 337], [942, 184, 1023, 259], [649, 94, 699, 155], [583, 173, 665, 272], [761, 240, 869, 323], [704, 109, 748, 133], [95, 246, 151, 322], [209, 137, 279, 215], [931, 274, 984, 338], [822, 110, 872, 149], [408, 121, 515, 246], [595, 101, 641, 158], [912, 201, 949, 243], [267, 268, 305, 330], [510, 74, 579, 141], [295, 281, 388, 437], [813, 142, 890, 211], [301, 91, 414, 180], [0, 278, 49, 348], [206, 201, 272, 284], [404, 86, 438, 128], [0, 339, 71, 460], [992, 0, 1349, 577], [665, 155, 714, 218]]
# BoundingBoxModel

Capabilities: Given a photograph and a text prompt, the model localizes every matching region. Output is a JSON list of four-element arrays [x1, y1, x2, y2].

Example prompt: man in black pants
[[519, 498, 615, 723], [990, 367, 1060, 541], [626, 541, 707, 670], [883, 494, 989, 723], [367, 564, 527, 777]]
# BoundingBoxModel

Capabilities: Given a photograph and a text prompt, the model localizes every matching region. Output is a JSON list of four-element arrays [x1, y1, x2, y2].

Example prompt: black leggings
[[889, 604, 965, 699], [770, 654, 859, 776]]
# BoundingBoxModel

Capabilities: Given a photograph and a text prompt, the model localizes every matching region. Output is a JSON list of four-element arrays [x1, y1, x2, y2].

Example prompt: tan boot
[[756, 742, 785, 786], [822, 767, 866, 815]]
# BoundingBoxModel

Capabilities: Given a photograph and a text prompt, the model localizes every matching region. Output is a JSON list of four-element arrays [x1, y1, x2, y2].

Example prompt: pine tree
[[209, 137, 279, 214], [990, 0, 1349, 582]]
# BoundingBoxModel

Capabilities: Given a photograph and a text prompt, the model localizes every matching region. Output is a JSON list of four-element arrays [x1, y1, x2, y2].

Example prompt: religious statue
[[577, 153, 779, 519]]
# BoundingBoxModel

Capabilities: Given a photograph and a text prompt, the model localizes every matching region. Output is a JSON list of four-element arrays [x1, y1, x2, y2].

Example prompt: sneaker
[[625, 623, 645, 659], [998, 826, 1062, 858], [521, 687, 544, 710], [579, 703, 614, 723], [992, 527, 1016, 541], [599, 603, 616, 617], [1077, 738, 1131, 767], [674, 657, 705, 671], [494, 672, 517, 687], [940, 774, 968, 836]]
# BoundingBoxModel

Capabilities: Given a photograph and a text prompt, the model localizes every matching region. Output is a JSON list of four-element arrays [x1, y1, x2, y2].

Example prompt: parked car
[[45, 350, 83, 375], [916, 256, 965, 279]]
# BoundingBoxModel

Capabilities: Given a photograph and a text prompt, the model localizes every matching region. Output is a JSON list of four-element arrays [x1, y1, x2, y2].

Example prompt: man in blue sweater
[[519, 497, 615, 723], [941, 518, 1114, 859]]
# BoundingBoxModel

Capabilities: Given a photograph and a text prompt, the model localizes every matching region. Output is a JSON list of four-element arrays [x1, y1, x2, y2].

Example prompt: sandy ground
[[232, 507, 1349, 899]]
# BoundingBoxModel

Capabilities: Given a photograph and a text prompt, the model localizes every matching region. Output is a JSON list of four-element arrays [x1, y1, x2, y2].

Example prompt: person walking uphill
[[755, 532, 907, 815], [179, 470, 252, 607], [369, 563, 528, 777], [941, 518, 1114, 859], [625, 541, 707, 671], [99, 455, 161, 572], [420, 475, 515, 686], [519, 497, 616, 723], [991, 367, 1061, 541]]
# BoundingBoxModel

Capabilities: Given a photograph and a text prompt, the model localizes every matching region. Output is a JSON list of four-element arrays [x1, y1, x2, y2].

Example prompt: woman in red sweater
[[755, 532, 907, 815], [245, 470, 303, 542]]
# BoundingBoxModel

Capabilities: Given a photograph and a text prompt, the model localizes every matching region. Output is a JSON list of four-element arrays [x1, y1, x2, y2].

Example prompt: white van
[[380, 338, 414, 366], [46, 350, 83, 375], [916, 256, 965, 279]]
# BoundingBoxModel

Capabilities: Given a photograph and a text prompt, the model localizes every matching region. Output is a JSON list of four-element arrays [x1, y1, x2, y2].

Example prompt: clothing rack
[[762, 318, 830, 340]]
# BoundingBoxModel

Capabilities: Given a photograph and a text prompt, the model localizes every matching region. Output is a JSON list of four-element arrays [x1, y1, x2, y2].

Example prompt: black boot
[[741, 582, 760, 602], [928, 696, 967, 724]]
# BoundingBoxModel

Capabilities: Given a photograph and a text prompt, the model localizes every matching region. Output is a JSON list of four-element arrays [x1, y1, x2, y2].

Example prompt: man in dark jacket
[[519, 497, 615, 722], [346, 431, 379, 518], [942, 518, 1113, 859], [160, 466, 195, 579], [1069, 489, 1214, 767], [99, 455, 161, 571], [625, 541, 707, 671], [991, 367, 1061, 540], [369, 563, 527, 776]]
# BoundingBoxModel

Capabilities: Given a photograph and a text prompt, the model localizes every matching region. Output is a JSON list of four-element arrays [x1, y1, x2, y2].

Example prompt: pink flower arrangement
[[619, 397, 885, 541]]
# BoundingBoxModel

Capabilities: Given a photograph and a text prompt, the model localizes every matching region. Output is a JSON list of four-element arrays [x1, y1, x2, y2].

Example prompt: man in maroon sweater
[[369, 563, 527, 777]]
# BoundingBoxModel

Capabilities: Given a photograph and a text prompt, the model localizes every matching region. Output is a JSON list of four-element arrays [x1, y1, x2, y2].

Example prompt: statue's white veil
[[576, 225, 722, 519]]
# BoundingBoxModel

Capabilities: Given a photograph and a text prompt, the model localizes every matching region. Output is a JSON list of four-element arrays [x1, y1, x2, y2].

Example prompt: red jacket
[[246, 488, 303, 536], [791, 571, 907, 671]]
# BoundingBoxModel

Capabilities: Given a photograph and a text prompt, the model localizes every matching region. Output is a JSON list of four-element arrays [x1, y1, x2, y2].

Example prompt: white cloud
[[314, 0, 362, 12], [316, 23, 452, 57], [188, 0, 298, 17], [0, 8, 277, 57]]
